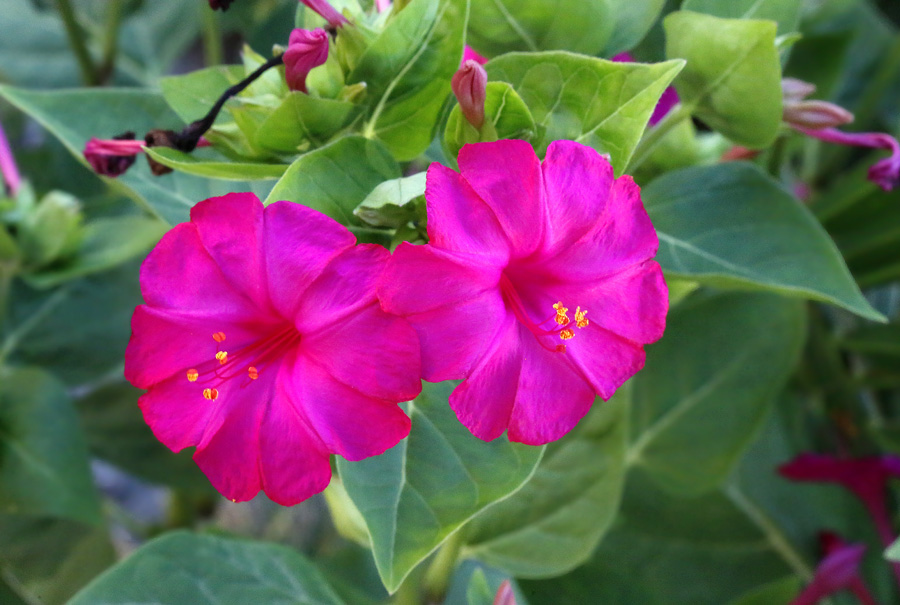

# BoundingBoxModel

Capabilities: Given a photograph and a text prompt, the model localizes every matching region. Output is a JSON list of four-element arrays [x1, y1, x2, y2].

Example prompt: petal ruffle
[[448, 311, 521, 441], [426, 163, 510, 265], [457, 140, 545, 258], [541, 140, 614, 250], [263, 201, 356, 319], [137, 372, 221, 452], [190, 192, 270, 311], [565, 323, 647, 400]]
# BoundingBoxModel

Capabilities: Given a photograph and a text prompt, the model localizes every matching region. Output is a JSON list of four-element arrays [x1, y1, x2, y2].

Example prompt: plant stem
[[0, 287, 69, 366], [97, 0, 125, 84], [201, 6, 224, 67], [627, 103, 694, 173], [422, 531, 463, 604], [55, 0, 99, 85]]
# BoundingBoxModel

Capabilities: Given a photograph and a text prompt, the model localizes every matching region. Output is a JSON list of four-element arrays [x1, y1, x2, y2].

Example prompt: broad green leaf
[[160, 66, 247, 123], [627, 291, 805, 495], [467, 0, 613, 57], [681, 0, 802, 34], [603, 0, 667, 55], [24, 216, 166, 288], [144, 147, 288, 181], [256, 94, 361, 153], [338, 381, 543, 593], [486, 53, 684, 173], [643, 162, 884, 321], [463, 390, 627, 578], [353, 0, 469, 160], [69, 531, 346, 605], [0, 85, 274, 225], [445, 561, 528, 605], [354, 172, 426, 229], [887, 538, 900, 562], [727, 577, 800, 605], [664, 11, 782, 148], [0, 367, 101, 524], [0, 577, 27, 605], [0, 516, 115, 605], [265, 136, 400, 225], [75, 381, 209, 491]]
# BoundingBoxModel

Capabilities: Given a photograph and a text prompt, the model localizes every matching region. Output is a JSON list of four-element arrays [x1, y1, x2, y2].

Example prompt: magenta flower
[[462, 45, 488, 66], [83, 132, 143, 177], [612, 52, 678, 126], [124, 193, 421, 505], [283, 28, 329, 93], [791, 532, 877, 605], [0, 117, 22, 196], [793, 126, 900, 192], [494, 580, 517, 605], [452, 60, 488, 128], [378, 140, 667, 445], [299, 0, 348, 28]]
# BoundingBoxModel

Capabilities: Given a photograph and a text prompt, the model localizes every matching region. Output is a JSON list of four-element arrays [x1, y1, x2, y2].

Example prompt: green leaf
[[681, 0, 802, 35], [24, 216, 166, 288], [0, 367, 101, 525], [603, 0, 667, 55], [255, 94, 361, 153], [727, 577, 801, 605], [265, 136, 400, 226], [443, 82, 537, 161], [643, 162, 884, 322], [627, 291, 805, 495], [664, 11, 783, 148], [463, 390, 627, 577], [69, 531, 346, 605], [143, 147, 288, 181], [354, 0, 469, 160], [338, 381, 543, 593], [445, 561, 528, 605], [886, 537, 900, 562], [486, 52, 684, 173], [467, 0, 614, 57], [354, 172, 426, 228], [160, 65, 248, 123], [0, 85, 274, 226]]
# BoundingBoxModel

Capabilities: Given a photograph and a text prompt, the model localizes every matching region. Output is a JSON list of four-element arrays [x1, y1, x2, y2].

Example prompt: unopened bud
[[452, 60, 487, 129], [494, 580, 517, 605], [83, 132, 141, 178], [462, 45, 488, 66], [300, 0, 349, 28], [143, 129, 180, 176], [283, 28, 330, 93], [782, 78, 816, 103], [784, 100, 854, 129]]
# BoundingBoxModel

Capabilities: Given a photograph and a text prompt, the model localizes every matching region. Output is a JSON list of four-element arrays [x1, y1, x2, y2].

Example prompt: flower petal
[[448, 311, 521, 441], [137, 372, 220, 452], [541, 140, 614, 250], [507, 330, 597, 444], [457, 140, 545, 258], [263, 201, 356, 318], [190, 192, 270, 311], [303, 302, 422, 401], [565, 323, 647, 400], [426, 163, 510, 264]]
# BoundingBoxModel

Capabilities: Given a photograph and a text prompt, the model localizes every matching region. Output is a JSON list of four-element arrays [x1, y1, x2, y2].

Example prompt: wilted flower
[[299, 0, 348, 28], [83, 132, 142, 177], [452, 60, 488, 128], [790, 532, 877, 605], [125, 193, 421, 504], [379, 140, 667, 445], [283, 28, 330, 93]]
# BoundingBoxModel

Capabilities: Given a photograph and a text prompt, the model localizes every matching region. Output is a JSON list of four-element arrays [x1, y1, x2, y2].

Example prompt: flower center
[[498, 274, 589, 353], [184, 326, 300, 400]]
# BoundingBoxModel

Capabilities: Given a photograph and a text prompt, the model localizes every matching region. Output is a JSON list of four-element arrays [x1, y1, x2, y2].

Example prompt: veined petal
[[457, 140, 545, 258], [565, 323, 646, 400], [137, 372, 221, 453]]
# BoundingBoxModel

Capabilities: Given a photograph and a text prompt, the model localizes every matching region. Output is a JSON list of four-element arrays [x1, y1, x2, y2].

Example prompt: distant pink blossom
[[452, 60, 487, 128], [0, 118, 22, 196], [794, 126, 900, 192], [494, 580, 517, 605], [208, 0, 236, 10], [125, 193, 421, 505], [283, 28, 329, 93], [462, 45, 488, 66], [299, 0, 348, 27], [791, 532, 877, 605], [379, 140, 667, 445], [612, 52, 678, 126], [82, 134, 211, 178], [375, 0, 391, 12]]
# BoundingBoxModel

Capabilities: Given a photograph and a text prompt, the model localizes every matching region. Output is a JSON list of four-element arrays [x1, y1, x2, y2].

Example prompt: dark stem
[[55, 0, 99, 85], [97, 0, 125, 84]]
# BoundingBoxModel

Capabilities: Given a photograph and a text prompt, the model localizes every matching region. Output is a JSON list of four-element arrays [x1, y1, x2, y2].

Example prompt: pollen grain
[[203, 388, 219, 401], [186, 368, 199, 382]]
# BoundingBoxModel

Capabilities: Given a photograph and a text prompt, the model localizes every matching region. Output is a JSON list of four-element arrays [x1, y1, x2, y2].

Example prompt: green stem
[[0, 287, 69, 366], [422, 531, 463, 604], [627, 103, 694, 173], [97, 0, 125, 84], [55, 0, 99, 85], [201, 6, 224, 67]]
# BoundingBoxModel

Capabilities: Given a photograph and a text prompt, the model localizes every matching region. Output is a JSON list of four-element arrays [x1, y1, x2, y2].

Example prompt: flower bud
[[375, 0, 391, 12], [83, 132, 142, 178], [19, 191, 83, 267], [452, 60, 487, 129], [781, 77, 816, 103], [283, 28, 330, 93], [299, 0, 349, 28], [208, 0, 236, 10], [462, 45, 487, 66], [783, 100, 854, 129]]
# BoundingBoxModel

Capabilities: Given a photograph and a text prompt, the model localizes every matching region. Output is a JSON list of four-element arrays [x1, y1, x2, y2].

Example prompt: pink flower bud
[[299, 0, 349, 28], [83, 132, 143, 178], [493, 580, 517, 605], [793, 127, 900, 192], [452, 60, 487, 129], [462, 45, 488, 66], [283, 28, 330, 93], [0, 118, 22, 196], [375, 0, 391, 12], [208, 0, 236, 10], [783, 100, 854, 129], [782, 77, 817, 103]]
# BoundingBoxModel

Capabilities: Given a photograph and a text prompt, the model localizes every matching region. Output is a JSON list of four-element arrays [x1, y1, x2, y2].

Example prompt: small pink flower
[[793, 127, 900, 192], [125, 193, 421, 505], [0, 118, 22, 196], [791, 532, 877, 605], [83, 133, 143, 177], [452, 60, 488, 128], [299, 0, 348, 28], [378, 140, 667, 445], [462, 45, 488, 66], [283, 28, 329, 93], [612, 52, 678, 126]]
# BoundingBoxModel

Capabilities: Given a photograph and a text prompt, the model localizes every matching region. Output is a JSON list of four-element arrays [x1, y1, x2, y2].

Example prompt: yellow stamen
[[248, 366, 259, 380], [553, 301, 569, 325], [186, 368, 199, 382], [213, 331, 226, 343], [575, 307, 589, 328], [560, 328, 575, 340], [215, 351, 228, 365], [203, 388, 219, 401]]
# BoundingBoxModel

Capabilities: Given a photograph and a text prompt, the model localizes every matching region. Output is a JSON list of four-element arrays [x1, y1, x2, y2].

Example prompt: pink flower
[[299, 0, 348, 28], [375, 0, 391, 12], [452, 60, 488, 128], [0, 117, 21, 196], [791, 532, 877, 605], [793, 127, 900, 192], [124, 193, 421, 505], [612, 52, 678, 126], [378, 140, 667, 445], [462, 45, 488, 66], [83, 132, 143, 177], [494, 580, 517, 605], [283, 28, 329, 93]]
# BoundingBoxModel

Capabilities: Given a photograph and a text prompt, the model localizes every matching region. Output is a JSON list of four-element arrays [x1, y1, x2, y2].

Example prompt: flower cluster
[[125, 140, 667, 503]]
